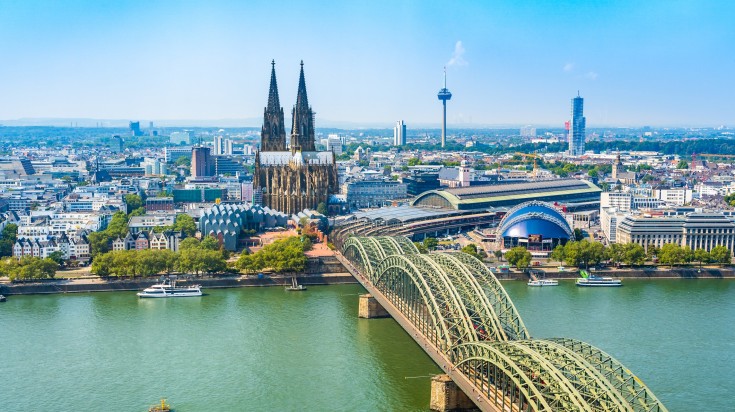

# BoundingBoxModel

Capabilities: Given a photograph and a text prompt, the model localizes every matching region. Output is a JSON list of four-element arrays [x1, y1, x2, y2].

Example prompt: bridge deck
[[336, 252, 502, 412]]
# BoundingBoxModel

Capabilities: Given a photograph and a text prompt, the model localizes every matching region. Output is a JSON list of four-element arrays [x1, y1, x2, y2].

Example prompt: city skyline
[[1, 1, 733, 127]]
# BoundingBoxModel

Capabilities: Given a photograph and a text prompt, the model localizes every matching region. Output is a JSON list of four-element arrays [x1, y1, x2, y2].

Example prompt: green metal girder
[[339, 236, 668, 412], [446, 252, 530, 341], [425, 253, 508, 342], [547, 338, 668, 412]]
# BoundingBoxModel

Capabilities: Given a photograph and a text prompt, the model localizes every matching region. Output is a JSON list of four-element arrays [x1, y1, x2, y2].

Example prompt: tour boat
[[285, 276, 306, 291], [0, 294, 6, 302], [137, 277, 202, 298], [576, 275, 622, 287], [527, 279, 559, 287]]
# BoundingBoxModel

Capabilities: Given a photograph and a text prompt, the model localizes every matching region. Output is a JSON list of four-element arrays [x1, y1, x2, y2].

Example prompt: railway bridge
[[336, 236, 667, 412]]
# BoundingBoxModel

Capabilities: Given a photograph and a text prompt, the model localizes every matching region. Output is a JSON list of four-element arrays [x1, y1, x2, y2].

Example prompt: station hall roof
[[411, 178, 601, 210]]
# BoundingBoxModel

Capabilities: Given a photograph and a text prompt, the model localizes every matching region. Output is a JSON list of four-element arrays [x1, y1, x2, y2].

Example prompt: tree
[[170, 213, 197, 237], [48, 250, 65, 265], [316, 202, 328, 215], [693, 248, 710, 267], [200, 236, 220, 251], [175, 156, 191, 167], [623, 243, 646, 266], [414, 242, 428, 254], [550, 244, 566, 266], [709, 245, 731, 266], [676, 160, 689, 169], [423, 237, 438, 251], [505, 246, 532, 271], [646, 245, 660, 260], [659, 243, 684, 268], [179, 237, 201, 250], [1, 223, 18, 243], [461, 244, 482, 261], [129, 207, 146, 217], [235, 236, 307, 274], [407, 157, 421, 166], [605, 243, 625, 266], [4, 256, 58, 281], [573, 228, 584, 241], [125, 194, 143, 213], [493, 250, 503, 262]]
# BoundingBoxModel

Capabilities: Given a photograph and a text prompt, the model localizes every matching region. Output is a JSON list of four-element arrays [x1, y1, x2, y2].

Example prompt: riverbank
[[495, 266, 735, 280], [0, 273, 358, 295]]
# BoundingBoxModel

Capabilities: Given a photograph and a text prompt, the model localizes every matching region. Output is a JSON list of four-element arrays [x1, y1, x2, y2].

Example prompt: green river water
[[1, 279, 732, 411]]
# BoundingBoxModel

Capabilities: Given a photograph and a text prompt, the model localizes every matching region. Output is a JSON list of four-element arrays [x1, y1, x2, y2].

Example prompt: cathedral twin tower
[[254, 61, 338, 215]]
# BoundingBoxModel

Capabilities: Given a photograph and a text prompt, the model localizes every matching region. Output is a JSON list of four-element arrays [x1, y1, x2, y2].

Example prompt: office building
[[568, 93, 586, 156], [191, 147, 213, 178], [393, 120, 407, 146], [129, 121, 143, 137]]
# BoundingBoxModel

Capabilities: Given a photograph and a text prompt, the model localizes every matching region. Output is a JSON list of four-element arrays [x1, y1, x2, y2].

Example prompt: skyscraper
[[191, 146, 213, 178], [393, 120, 406, 146], [437, 68, 452, 148], [569, 93, 586, 156]]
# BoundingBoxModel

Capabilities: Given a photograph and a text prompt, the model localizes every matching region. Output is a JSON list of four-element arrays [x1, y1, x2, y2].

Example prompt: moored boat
[[576, 275, 622, 287], [137, 276, 202, 298], [528, 279, 559, 287], [285, 276, 306, 291]]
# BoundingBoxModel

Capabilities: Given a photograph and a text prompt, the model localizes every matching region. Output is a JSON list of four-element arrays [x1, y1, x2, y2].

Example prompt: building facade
[[616, 212, 735, 255], [569, 94, 586, 156], [253, 61, 338, 215], [191, 147, 213, 178], [393, 120, 406, 146]]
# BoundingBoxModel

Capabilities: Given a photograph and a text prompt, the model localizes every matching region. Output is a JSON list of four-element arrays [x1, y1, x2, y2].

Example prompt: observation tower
[[437, 67, 452, 148]]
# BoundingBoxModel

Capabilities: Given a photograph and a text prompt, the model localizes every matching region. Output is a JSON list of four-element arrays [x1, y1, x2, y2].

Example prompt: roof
[[412, 179, 601, 210], [352, 205, 460, 224], [498, 201, 573, 239], [259, 151, 333, 166]]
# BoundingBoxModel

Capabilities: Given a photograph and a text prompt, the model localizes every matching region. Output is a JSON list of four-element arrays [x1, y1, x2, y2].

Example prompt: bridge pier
[[358, 294, 389, 318], [430, 374, 476, 411]]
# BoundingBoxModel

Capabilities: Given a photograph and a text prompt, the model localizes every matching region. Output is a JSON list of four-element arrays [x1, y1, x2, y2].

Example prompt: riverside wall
[[0, 256, 354, 296], [497, 267, 735, 281]]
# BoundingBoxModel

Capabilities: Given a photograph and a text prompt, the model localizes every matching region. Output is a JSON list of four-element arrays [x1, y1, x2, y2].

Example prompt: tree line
[[235, 236, 311, 274], [91, 237, 228, 278], [503, 240, 731, 271]]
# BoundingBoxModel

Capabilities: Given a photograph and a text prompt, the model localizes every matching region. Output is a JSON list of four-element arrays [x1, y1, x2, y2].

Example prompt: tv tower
[[437, 67, 452, 148]]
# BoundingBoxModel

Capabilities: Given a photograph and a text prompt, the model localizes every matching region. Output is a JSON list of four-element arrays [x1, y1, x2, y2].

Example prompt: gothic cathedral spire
[[261, 60, 287, 151], [290, 60, 316, 152]]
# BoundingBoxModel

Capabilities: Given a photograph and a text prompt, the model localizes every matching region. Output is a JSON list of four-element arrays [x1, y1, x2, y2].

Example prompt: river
[[1, 279, 732, 411]]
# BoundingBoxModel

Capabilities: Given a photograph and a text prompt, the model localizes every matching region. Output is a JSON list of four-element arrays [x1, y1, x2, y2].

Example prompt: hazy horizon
[[1, 1, 733, 127]]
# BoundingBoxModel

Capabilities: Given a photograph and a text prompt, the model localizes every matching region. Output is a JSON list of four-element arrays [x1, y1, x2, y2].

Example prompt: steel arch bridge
[[341, 236, 667, 412]]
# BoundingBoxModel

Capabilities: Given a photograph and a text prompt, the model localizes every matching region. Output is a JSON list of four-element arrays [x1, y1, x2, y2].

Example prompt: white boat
[[576, 275, 622, 287], [137, 277, 202, 298], [285, 276, 306, 291], [528, 279, 559, 287]]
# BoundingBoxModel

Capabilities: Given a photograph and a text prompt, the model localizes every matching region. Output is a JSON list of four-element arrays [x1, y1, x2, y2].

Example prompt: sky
[[0, 0, 733, 128]]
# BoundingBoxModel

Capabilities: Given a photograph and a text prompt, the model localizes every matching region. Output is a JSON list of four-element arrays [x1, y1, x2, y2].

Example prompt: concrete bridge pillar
[[358, 294, 389, 318], [430, 374, 476, 411]]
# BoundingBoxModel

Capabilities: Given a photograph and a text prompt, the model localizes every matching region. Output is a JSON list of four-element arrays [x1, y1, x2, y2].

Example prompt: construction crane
[[514, 152, 542, 178]]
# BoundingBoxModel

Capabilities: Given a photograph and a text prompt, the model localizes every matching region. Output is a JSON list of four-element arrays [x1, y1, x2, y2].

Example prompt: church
[[253, 61, 338, 216]]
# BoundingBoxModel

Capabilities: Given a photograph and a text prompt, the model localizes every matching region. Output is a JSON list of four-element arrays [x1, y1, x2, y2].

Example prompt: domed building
[[498, 201, 573, 251]]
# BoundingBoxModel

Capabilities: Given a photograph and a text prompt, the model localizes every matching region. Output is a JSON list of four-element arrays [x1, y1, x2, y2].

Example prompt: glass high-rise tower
[[569, 93, 586, 156]]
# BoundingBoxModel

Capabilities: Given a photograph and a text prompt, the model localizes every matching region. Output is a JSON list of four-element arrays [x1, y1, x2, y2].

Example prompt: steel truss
[[341, 236, 667, 412]]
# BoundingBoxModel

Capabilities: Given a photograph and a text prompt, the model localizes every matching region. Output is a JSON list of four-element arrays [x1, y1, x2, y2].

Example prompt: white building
[[393, 120, 406, 146]]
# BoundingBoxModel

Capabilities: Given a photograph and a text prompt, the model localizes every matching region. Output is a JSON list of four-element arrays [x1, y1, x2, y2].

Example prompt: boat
[[285, 276, 306, 291], [137, 276, 202, 298], [528, 279, 559, 287], [0, 294, 6, 302], [576, 275, 622, 287], [149, 398, 171, 412]]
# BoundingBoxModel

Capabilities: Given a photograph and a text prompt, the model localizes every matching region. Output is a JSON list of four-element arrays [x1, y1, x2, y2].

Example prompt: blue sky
[[0, 0, 733, 127]]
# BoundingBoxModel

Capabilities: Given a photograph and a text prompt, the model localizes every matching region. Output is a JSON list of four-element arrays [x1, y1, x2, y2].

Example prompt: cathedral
[[253, 61, 338, 215]]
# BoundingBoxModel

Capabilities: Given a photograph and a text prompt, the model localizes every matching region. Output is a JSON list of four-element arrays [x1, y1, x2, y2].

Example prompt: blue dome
[[499, 201, 572, 239]]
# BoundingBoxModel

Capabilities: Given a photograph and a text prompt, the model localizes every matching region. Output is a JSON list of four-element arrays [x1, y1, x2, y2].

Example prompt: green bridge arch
[[340, 236, 667, 412]]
